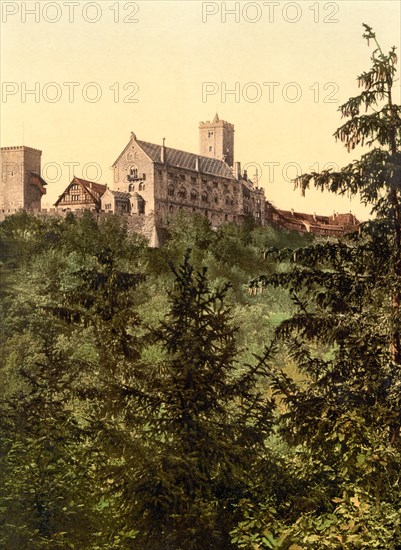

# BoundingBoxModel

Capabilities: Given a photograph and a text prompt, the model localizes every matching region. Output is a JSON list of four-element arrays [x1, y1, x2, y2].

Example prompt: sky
[[1, 0, 400, 219]]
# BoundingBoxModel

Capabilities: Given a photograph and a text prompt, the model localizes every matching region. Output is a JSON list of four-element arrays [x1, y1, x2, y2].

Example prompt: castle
[[1, 115, 359, 244]]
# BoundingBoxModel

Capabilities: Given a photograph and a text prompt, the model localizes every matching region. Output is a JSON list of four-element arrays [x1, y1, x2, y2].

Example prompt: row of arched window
[[129, 182, 145, 192], [167, 185, 235, 207]]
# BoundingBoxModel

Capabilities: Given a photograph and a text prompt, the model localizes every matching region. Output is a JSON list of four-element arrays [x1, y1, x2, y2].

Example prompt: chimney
[[161, 138, 166, 163], [195, 157, 201, 172], [291, 208, 294, 216], [243, 169, 248, 180], [313, 212, 317, 221], [234, 161, 241, 180]]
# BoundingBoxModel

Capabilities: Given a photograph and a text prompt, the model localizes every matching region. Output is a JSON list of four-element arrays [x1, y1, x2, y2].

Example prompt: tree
[[115, 252, 276, 549], [0, 213, 147, 548], [244, 25, 401, 548]]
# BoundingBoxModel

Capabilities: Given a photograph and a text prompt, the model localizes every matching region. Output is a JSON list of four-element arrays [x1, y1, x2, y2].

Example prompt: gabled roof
[[54, 177, 107, 206], [113, 136, 235, 180], [137, 140, 235, 179], [73, 177, 106, 196]]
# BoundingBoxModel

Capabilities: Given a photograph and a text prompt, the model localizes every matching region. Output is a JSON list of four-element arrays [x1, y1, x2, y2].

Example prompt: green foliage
[[242, 25, 401, 548], [105, 252, 276, 549]]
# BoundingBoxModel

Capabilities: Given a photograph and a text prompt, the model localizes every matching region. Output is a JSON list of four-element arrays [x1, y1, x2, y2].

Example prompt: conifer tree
[[244, 25, 401, 547], [117, 252, 275, 549]]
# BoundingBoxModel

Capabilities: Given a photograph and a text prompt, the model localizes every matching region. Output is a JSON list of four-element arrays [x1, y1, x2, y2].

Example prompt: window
[[214, 195, 218, 204], [208, 131, 214, 138], [129, 183, 135, 192], [191, 176, 197, 183], [178, 187, 186, 199], [213, 181, 218, 188], [168, 185, 175, 197], [142, 173, 146, 180], [139, 183, 145, 191], [180, 174, 185, 181], [201, 192, 208, 203], [138, 200, 145, 214], [190, 191, 198, 201], [209, 146, 212, 152]]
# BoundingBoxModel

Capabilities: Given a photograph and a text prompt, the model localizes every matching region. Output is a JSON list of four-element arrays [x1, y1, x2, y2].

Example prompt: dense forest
[[1, 25, 401, 549]]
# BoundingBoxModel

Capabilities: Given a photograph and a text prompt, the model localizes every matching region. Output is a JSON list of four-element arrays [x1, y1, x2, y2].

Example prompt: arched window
[[168, 185, 175, 197], [178, 187, 186, 199], [201, 192, 208, 203], [128, 166, 138, 181], [190, 191, 198, 201]]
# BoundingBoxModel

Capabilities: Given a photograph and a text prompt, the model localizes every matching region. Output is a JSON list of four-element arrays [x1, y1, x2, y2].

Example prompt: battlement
[[1, 146, 42, 155], [199, 113, 234, 167]]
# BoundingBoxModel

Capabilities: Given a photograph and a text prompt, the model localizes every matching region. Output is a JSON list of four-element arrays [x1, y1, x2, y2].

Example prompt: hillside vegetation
[[1, 25, 401, 549]]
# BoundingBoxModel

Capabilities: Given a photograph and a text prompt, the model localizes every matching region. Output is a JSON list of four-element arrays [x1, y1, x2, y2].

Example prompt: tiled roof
[[277, 209, 329, 224], [136, 140, 235, 180], [30, 172, 47, 186], [331, 213, 358, 226], [108, 190, 131, 200], [74, 177, 106, 196], [276, 208, 359, 228]]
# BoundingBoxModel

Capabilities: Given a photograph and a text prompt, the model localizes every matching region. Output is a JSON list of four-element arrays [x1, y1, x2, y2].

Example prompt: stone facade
[[0, 146, 46, 214], [111, 120, 265, 236], [199, 113, 235, 167]]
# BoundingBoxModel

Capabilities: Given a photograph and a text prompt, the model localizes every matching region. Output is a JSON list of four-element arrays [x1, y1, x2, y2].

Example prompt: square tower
[[199, 114, 234, 167], [0, 146, 46, 213]]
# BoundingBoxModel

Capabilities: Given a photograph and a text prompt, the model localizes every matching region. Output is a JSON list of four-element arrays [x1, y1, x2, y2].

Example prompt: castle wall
[[0, 146, 43, 212]]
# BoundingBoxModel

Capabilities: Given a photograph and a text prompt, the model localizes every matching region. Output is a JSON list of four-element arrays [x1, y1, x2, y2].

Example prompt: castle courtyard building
[[54, 177, 107, 212]]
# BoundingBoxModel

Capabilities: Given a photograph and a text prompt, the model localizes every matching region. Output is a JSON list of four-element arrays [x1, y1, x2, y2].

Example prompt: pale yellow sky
[[1, 0, 400, 219]]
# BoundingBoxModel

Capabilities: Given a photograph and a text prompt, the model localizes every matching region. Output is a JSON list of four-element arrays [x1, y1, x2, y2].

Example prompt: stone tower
[[199, 113, 234, 167], [0, 146, 46, 213]]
